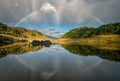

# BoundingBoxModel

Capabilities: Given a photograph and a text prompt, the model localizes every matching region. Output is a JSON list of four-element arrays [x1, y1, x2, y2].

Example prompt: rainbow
[[13, 9, 104, 27]]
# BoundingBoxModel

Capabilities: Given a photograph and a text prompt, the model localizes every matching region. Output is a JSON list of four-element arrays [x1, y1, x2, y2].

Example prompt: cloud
[[41, 3, 57, 12], [84, 0, 120, 23], [0, 0, 120, 36], [39, 28, 66, 38]]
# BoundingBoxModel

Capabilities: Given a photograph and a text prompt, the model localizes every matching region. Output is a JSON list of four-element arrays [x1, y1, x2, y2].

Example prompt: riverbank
[[59, 35, 120, 50], [0, 23, 57, 46]]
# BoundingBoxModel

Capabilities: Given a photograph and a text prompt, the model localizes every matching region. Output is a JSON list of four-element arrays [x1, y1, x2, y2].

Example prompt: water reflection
[[62, 44, 120, 62], [0, 43, 43, 58], [0, 41, 53, 58], [0, 43, 120, 62], [31, 40, 52, 47], [0, 44, 120, 81]]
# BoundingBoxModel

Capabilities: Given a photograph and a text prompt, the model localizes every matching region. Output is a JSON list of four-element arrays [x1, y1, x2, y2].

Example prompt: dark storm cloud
[[84, 0, 120, 23], [0, 0, 33, 24], [0, 0, 120, 25]]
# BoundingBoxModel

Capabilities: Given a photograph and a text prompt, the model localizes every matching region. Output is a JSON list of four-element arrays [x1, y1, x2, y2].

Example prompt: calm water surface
[[0, 44, 120, 81]]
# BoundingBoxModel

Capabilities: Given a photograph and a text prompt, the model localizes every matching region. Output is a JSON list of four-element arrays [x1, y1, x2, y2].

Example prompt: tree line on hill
[[0, 22, 43, 37], [62, 23, 120, 38]]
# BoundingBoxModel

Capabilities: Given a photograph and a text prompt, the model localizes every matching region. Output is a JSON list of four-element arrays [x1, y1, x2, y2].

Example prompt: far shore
[[58, 34, 120, 50]]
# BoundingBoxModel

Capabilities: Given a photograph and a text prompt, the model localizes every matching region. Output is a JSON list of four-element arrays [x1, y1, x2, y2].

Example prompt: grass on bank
[[59, 35, 120, 50]]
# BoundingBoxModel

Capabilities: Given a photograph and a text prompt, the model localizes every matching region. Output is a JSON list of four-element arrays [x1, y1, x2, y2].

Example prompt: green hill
[[60, 23, 120, 44], [0, 22, 55, 46], [62, 23, 120, 38]]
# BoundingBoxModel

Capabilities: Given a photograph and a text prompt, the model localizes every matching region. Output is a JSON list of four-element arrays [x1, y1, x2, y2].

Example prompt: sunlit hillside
[[60, 23, 120, 45], [0, 23, 57, 46]]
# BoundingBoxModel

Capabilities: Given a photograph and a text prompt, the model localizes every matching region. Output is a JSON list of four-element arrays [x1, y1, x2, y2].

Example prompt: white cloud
[[39, 28, 66, 38], [41, 3, 57, 12]]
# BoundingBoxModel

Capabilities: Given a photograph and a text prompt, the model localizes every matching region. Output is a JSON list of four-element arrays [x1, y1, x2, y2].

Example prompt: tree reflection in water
[[62, 44, 120, 62], [0, 43, 43, 58]]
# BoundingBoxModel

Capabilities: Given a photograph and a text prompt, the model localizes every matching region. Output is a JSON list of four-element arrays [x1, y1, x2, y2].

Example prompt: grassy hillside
[[62, 23, 120, 38], [0, 23, 56, 45], [60, 23, 120, 44]]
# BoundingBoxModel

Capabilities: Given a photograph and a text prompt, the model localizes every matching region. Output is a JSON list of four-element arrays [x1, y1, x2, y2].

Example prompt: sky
[[0, 0, 120, 37]]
